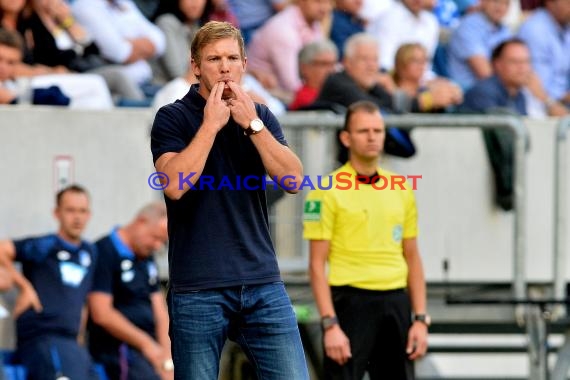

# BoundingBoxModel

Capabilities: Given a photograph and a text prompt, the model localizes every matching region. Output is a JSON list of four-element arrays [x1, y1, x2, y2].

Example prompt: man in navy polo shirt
[[87, 201, 171, 380], [150, 21, 308, 380], [0, 184, 98, 380]]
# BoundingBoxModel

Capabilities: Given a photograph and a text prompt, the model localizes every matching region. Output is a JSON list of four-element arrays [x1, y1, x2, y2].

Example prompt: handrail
[[553, 116, 570, 302], [278, 112, 528, 300]]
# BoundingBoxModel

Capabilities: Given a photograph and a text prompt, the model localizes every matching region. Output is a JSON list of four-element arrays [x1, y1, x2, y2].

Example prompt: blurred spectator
[[518, 0, 570, 108], [0, 0, 25, 31], [1, 0, 68, 75], [152, 0, 209, 81], [520, 0, 542, 12], [432, 0, 461, 31], [150, 63, 195, 112], [26, 0, 99, 71], [461, 39, 533, 114], [226, 0, 289, 45], [0, 28, 113, 108], [152, 0, 237, 82], [71, 0, 166, 89], [447, 0, 512, 90], [366, 0, 439, 73], [502, 0, 522, 30], [315, 33, 462, 114], [1, 28, 71, 106], [455, 0, 481, 14], [0, 185, 99, 380], [314, 33, 461, 160], [208, 0, 240, 25], [426, 0, 461, 78], [357, 0, 394, 23], [459, 39, 536, 210], [247, 0, 332, 104], [289, 39, 338, 110], [27, 73, 115, 108], [394, 42, 463, 111], [330, 0, 365, 58], [24, 0, 147, 103], [0, 28, 22, 104], [87, 202, 171, 380], [132, 0, 160, 19]]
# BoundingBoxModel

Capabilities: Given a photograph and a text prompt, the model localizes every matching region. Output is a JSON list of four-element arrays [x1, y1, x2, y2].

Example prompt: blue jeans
[[167, 282, 309, 380]]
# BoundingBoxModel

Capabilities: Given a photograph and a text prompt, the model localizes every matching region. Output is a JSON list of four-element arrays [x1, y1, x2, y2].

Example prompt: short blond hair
[[191, 21, 245, 65]]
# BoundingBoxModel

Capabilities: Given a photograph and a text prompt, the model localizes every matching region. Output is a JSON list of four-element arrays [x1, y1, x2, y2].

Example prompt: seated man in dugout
[[87, 201, 172, 380], [0, 185, 100, 380]]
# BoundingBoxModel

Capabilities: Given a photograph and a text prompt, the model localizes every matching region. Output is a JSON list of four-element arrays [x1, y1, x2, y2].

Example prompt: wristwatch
[[414, 313, 432, 327], [163, 358, 174, 371], [321, 315, 339, 331], [244, 118, 264, 136]]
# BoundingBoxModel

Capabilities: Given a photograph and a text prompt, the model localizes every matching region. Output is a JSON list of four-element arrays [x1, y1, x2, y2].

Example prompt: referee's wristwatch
[[321, 315, 339, 331], [413, 313, 432, 327]]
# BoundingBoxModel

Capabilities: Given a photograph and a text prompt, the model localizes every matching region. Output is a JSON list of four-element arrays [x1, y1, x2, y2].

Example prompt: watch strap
[[244, 126, 259, 136], [321, 315, 339, 331], [414, 313, 431, 326]]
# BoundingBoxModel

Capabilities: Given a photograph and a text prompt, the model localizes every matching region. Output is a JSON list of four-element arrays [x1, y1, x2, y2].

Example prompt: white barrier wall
[[0, 106, 159, 241], [386, 119, 558, 282], [0, 106, 567, 284]]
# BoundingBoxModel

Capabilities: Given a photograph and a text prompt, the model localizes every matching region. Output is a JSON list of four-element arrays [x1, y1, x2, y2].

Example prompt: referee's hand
[[324, 325, 352, 365], [407, 322, 428, 360]]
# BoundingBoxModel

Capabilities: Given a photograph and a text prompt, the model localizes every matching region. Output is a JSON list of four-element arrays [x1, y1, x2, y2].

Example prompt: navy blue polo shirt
[[150, 84, 284, 291], [461, 75, 528, 115], [13, 234, 96, 343], [88, 229, 159, 357]]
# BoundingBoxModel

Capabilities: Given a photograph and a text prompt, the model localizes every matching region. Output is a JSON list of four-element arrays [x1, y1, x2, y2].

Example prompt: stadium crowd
[[0, 0, 567, 114]]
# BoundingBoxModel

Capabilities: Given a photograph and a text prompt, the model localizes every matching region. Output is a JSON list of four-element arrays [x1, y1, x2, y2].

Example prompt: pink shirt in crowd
[[246, 5, 324, 93]]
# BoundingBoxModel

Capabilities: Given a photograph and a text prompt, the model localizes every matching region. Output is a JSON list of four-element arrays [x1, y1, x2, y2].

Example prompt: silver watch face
[[250, 118, 264, 132]]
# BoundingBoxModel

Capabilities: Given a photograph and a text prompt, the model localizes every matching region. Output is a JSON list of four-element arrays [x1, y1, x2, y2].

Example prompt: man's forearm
[[6, 265, 31, 291], [95, 308, 157, 352], [126, 38, 156, 63], [249, 131, 303, 193], [309, 241, 335, 318], [156, 125, 218, 200], [407, 255, 427, 314], [151, 292, 171, 356], [310, 267, 336, 318], [0, 267, 12, 290]]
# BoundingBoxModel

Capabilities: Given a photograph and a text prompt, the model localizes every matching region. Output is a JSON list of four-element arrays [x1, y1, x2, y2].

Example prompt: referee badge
[[303, 200, 321, 221], [392, 225, 403, 242]]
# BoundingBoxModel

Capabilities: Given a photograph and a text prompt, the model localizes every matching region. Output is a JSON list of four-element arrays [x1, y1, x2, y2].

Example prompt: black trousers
[[482, 129, 515, 211], [324, 286, 414, 380]]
